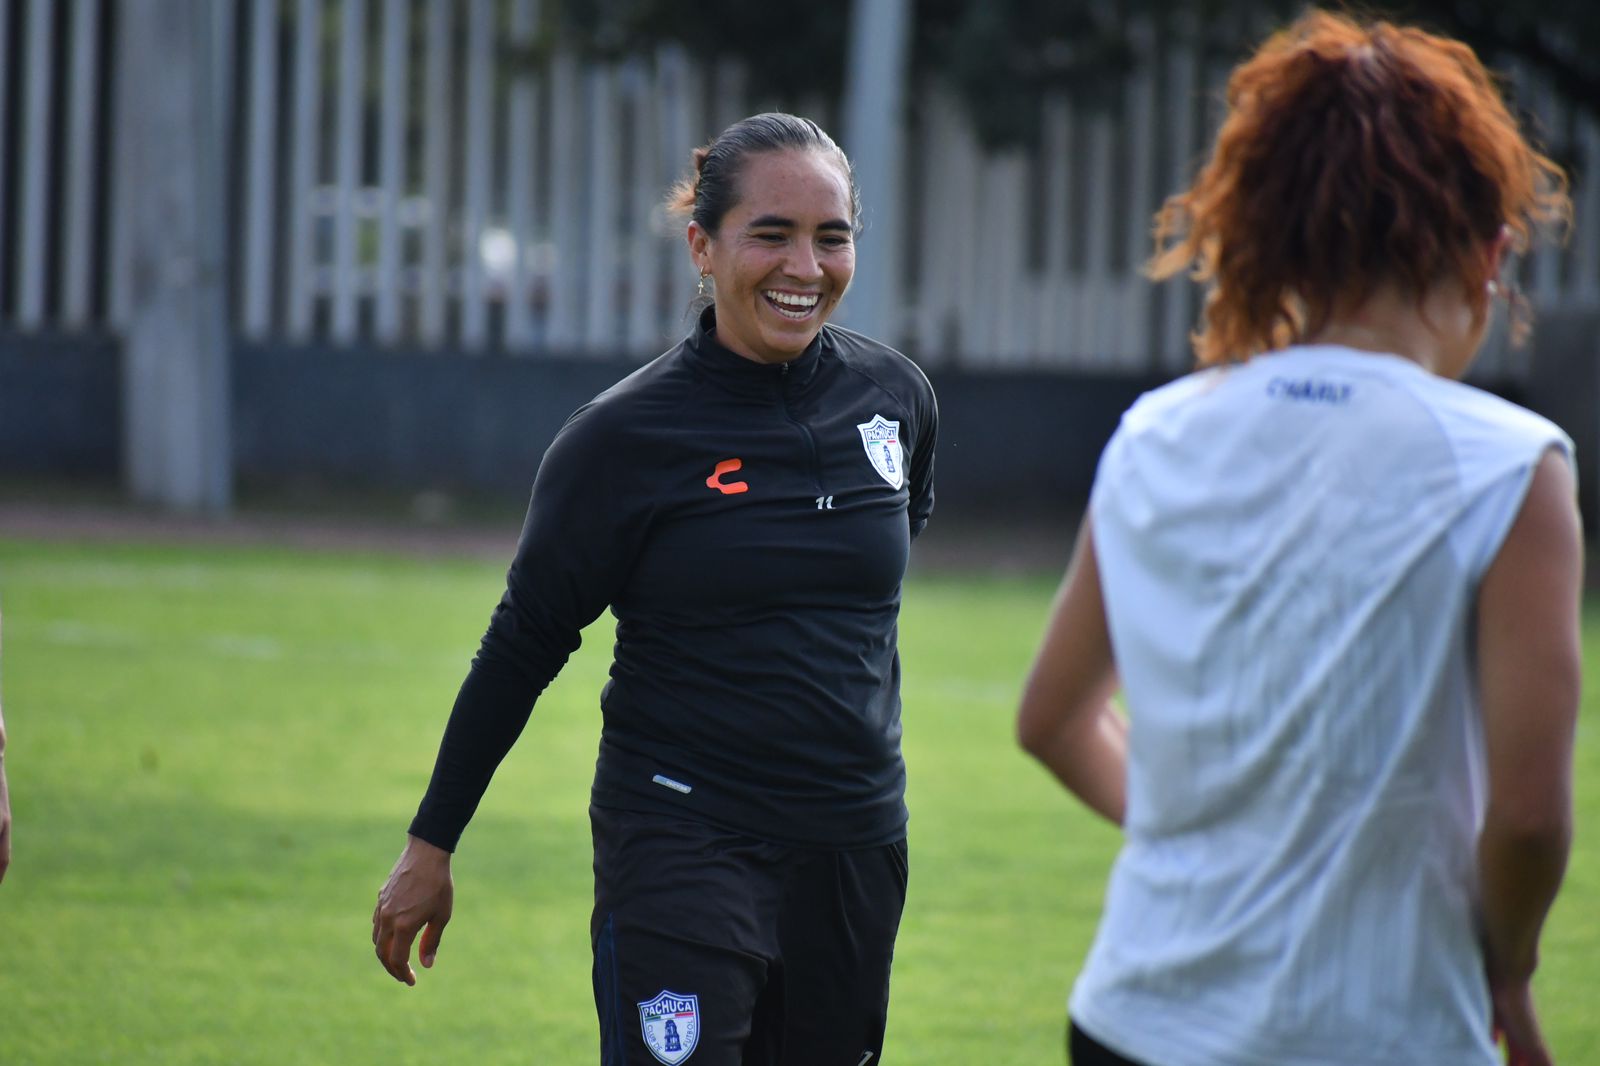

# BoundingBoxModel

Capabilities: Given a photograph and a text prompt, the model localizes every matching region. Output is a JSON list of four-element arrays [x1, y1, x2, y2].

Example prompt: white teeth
[[763, 290, 820, 309]]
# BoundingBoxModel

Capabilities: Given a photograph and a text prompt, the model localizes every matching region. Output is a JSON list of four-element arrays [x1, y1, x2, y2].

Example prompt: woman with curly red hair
[[1018, 10, 1576, 1066]]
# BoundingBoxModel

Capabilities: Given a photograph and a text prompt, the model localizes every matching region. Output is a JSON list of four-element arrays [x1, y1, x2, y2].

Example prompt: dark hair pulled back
[[668, 112, 860, 237]]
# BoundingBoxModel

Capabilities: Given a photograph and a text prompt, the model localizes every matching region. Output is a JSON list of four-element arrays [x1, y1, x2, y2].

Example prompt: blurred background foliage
[[527, 0, 1600, 150]]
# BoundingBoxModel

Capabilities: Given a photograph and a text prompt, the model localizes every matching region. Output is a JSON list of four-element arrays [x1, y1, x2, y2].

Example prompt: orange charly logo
[[706, 458, 749, 495]]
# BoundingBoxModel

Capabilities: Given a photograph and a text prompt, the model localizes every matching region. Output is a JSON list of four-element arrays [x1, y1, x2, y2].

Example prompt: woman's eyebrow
[[746, 214, 853, 231]]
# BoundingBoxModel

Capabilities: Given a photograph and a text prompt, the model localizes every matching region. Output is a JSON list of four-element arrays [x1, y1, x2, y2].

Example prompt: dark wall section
[[927, 371, 1162, 515], [6, 318, 1597, 522], [0, 331, 122, 479], [232, 341, 635, 494], [1519, 308, 1600, 528], [233, 342, 1162, 515]]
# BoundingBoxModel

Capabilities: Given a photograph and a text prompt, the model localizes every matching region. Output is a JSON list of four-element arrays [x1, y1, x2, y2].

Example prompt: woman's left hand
[[372, 834, 455, 986]]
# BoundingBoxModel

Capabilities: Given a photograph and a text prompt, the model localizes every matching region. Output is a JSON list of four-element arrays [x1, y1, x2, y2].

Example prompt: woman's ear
[[686, 221, 711, 274], [1488, 224, 1513, 281]]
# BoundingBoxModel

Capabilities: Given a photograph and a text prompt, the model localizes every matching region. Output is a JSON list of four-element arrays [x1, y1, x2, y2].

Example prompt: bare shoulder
[[1495, 449, 1581, 569]]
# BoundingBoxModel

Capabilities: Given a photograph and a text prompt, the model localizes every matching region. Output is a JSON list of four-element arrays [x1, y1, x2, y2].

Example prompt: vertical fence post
[[331, 0, 367, 343], [582, 65, 619, 353], [656, 44, 702, 333], [712, 59, 746, 136], [840, 0, 912, 346], [985, 154, 1029, 362], [947, 105, 981, 360], [1119, 20, 1158, 369], [60, 0, 101, 328], [997, 154, 1026, 361], [0, 0, 10, 313], [287, 0, 324, 340], [912, 89, 964, 362], [373, 0, 409, 345], [907, 93, 940, 360], [1082, 112, 1115, 364], [16, 0, 55, 329], [458, 0, 494, 351], [1522, 65, 1564, 307], [1038, 97, 1073, 365], [1574, 116, 1600, 307], [504, 0, 539, 352], [1159, 24, 1199, 372], [546, 50, 582, 352], [625, 59, 662, 356], [242, 0, 281, 339], [418, 0, 454, 347]]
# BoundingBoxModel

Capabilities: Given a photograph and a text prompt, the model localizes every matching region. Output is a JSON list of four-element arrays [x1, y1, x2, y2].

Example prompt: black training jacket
[[409, 309, 938, 851]]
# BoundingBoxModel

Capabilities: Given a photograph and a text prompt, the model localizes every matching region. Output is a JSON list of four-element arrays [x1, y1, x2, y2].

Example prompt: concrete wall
[[230, 341, 629, 495], [1520, 308, 1600, 527], [5, 318, 1597, 522], [228, 341, 1158, 516], [0, 331, 122, 478]]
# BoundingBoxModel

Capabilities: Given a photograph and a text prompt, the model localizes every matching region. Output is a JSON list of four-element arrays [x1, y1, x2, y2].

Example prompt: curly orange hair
[[1150, 10, 1570, 366]]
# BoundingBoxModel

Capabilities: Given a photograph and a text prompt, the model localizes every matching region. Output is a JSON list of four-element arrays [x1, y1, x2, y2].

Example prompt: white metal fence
[[2, 0, 1597, 374]]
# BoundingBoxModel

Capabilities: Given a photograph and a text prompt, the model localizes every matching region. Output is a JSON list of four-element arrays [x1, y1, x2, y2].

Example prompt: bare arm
[[1016, 514, 1128, 826], [1475, 449, 1581, 1065]]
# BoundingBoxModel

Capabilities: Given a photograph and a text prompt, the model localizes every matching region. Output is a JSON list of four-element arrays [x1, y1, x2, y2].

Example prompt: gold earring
[[697, 271, 710, 297]]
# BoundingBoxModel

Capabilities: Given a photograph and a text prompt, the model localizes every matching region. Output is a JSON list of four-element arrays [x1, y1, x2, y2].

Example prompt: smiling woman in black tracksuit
[[372, 112, 937, 1066]]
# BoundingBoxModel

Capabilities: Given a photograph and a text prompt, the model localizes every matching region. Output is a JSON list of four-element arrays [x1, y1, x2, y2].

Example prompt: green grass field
[[0, 534, 1595, 1064]]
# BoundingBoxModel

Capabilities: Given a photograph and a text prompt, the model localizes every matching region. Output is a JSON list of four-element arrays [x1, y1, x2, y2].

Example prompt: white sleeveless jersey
[[1071, 345, 1571, 1066]]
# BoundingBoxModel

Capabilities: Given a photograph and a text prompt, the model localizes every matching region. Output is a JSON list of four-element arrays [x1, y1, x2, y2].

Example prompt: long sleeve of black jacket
[[407, 402, 654, 852]]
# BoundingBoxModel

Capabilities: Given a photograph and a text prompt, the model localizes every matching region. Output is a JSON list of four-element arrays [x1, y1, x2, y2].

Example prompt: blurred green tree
[[533, 0, 1600, 150]]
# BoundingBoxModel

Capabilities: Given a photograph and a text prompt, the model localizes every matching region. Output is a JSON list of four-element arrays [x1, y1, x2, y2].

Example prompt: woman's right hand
[[1491, 974, 1553, 1066], [372, 834, 454, 986]]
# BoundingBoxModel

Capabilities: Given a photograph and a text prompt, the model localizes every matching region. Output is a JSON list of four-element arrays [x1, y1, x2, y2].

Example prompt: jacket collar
[[684, 306, 825, 395]]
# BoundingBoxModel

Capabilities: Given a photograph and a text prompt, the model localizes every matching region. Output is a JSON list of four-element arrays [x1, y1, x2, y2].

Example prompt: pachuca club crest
[[857, 415, 904, 489], [637, 990, 700, 1064]]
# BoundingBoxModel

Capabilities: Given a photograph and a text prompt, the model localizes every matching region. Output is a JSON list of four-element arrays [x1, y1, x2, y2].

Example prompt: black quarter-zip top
[[410, 307, 938, 851]]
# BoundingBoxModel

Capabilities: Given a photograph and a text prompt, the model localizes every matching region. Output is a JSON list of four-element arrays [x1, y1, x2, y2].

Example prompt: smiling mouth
[[762, 290, 822, 320]]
